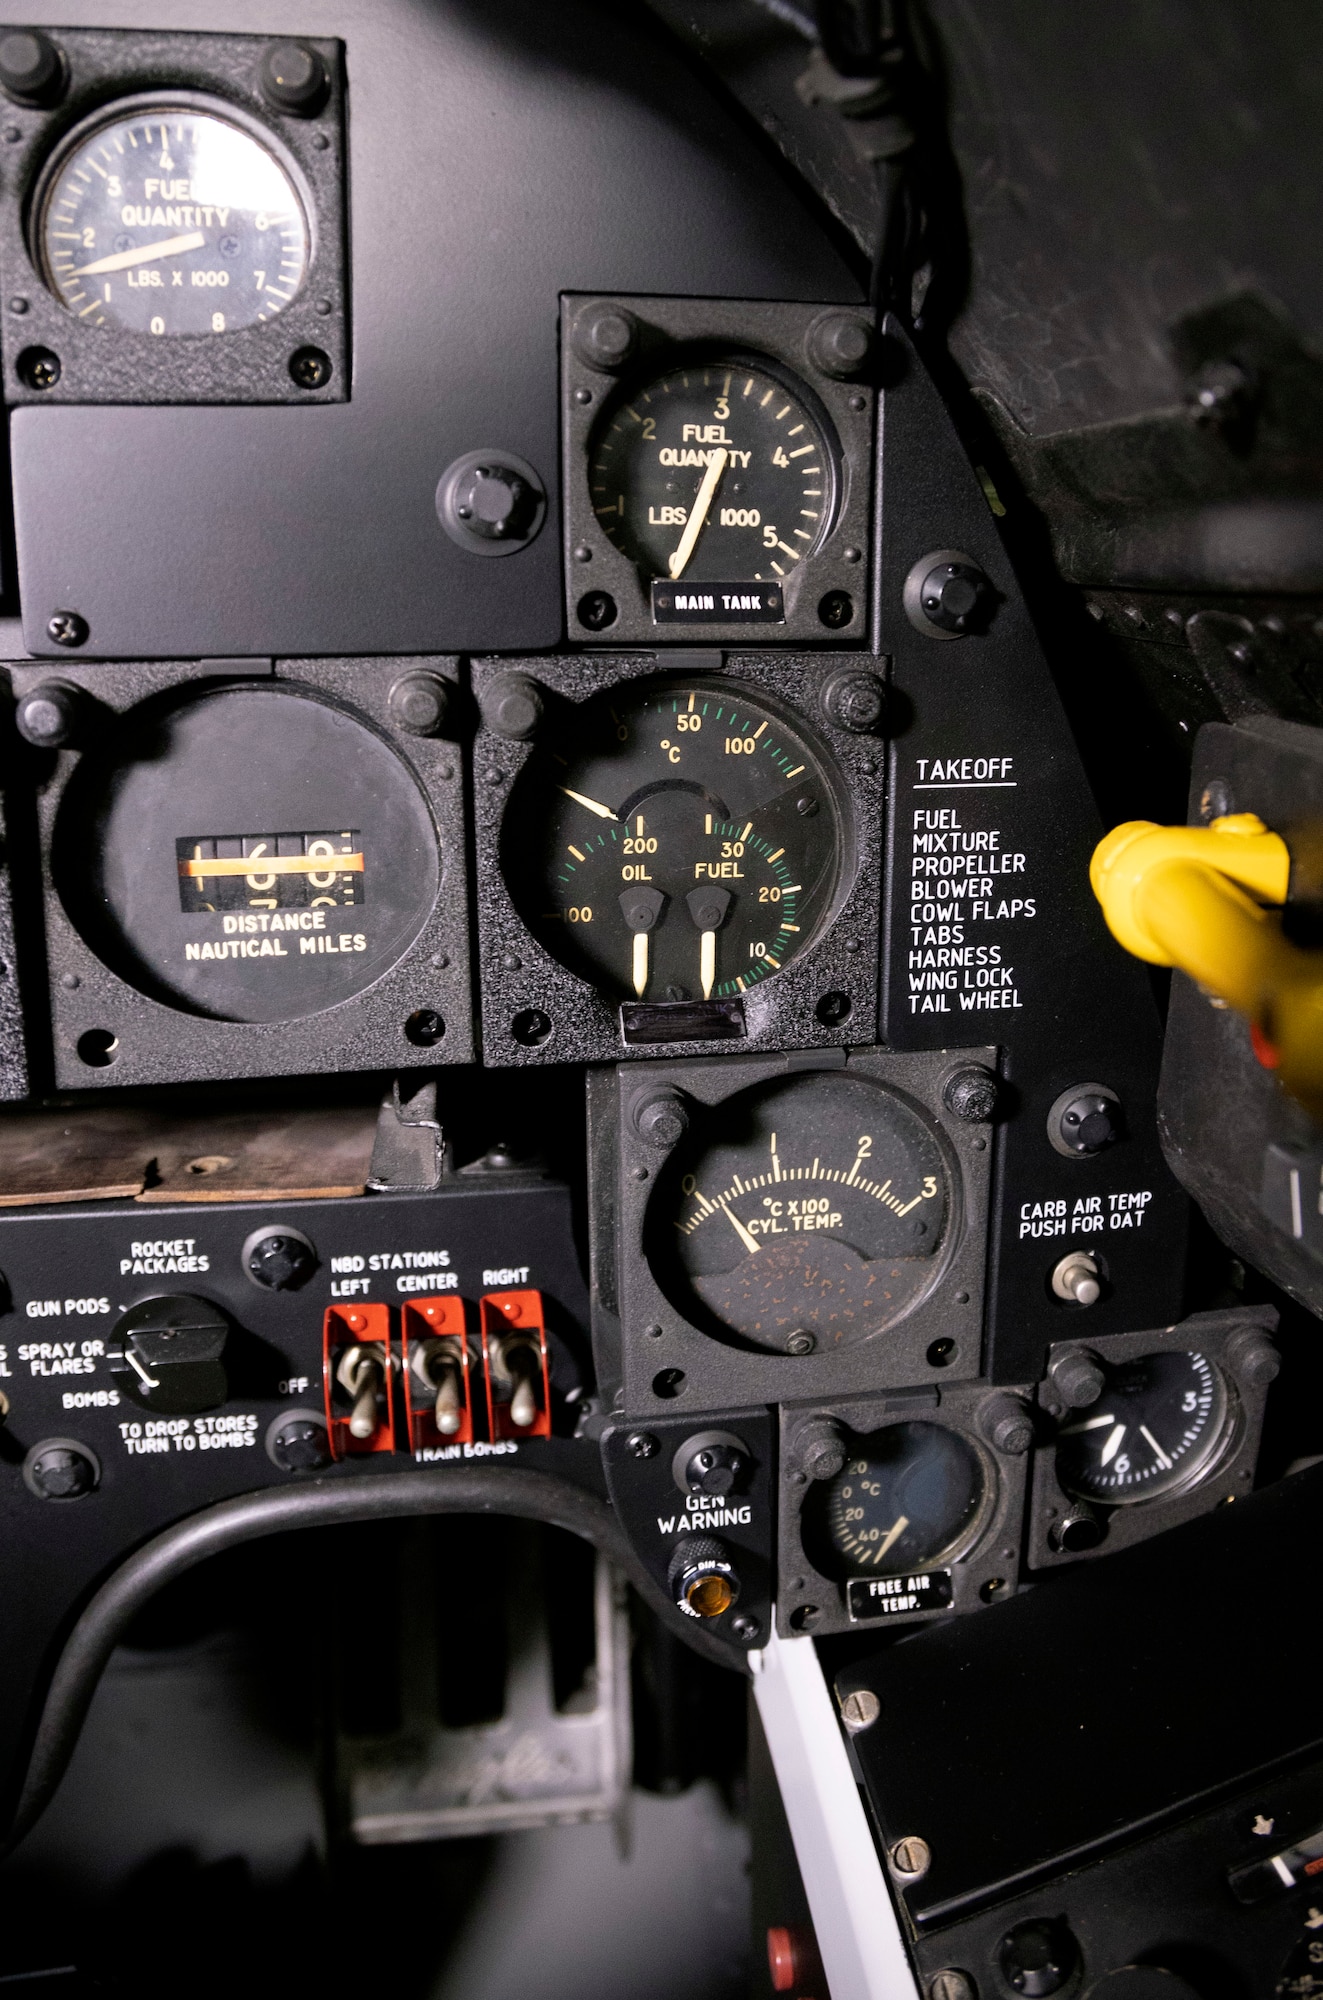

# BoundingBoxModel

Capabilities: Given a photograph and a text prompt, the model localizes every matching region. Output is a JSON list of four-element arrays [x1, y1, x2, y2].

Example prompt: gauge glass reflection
[[1055, 1349, 1230, 1504], [39, 103, 310, 333], [822, 1423, 987, 1576]]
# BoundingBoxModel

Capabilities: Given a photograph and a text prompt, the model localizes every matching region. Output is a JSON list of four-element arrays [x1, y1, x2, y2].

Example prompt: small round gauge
[[1055, 1350, 1232, 1504], [589, 359, 838, 583], [652, 1071, 950, 1351], [821, 1423, 988, 1576], [37, 99, 310, 334], [508, 680, 843, 1004]]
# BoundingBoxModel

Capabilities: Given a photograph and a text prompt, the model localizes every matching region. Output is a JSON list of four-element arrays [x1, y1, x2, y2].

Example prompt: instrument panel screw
[[289, 346, 332, 389], [577, 590, 618, 632], [928, 1973, 975, 2000], [19, 347, 61, 391], [626, 1430, 659, 1459], [730, 1613, 761, 1641], [839, 1688, 881, 1733], [888, 1835, 931, 1881], [786, 1329, 816, 1355]]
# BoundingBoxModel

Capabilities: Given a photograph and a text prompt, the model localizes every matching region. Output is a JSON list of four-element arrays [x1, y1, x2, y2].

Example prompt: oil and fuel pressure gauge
[[562, 295, 875, 645], [507, 679, 843, 1011]]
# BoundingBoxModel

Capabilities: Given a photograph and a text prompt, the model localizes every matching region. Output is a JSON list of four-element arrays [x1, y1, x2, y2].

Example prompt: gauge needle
[[721, 1200, 761, 1255], [1139, 1424, 1173, 1469], [632, 931, 649, 999], [700, 929, 716, 999], [1058, 1412, 1115, 1435], [70, 229, 207, 278], [1099, 1423, 1126, 1466], [667, 448, 728, 580], [560, 785, 618, 821], [874, 1515, 910, 1563]]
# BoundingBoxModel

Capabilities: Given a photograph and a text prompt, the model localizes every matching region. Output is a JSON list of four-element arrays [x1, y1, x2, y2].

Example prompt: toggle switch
[[322, 1303, 394, 1457], [480, 1290, 552, 1440], [402, 1297, 473, 1448]]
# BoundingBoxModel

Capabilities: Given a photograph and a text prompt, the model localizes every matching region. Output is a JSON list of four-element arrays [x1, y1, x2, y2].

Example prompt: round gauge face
[[54, 684, 440, 1024], [822, 1423, 988, 1577], [652, 1071, 950, 1351], [589, 360, 837, 583], [38, 103, 310, 334], [1055, 1350, 1231, 1504], [508, 680, 843, 1004]]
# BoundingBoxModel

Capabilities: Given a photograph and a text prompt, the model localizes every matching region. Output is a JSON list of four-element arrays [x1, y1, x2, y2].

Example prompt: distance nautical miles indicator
[[651, 1071, 951, 1352], [177, 832, 364, 912], [588, 360, 837, 583], [510, 681, 842, 1005]]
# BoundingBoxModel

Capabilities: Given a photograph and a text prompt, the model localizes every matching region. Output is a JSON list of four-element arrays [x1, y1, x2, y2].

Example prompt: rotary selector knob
[[112, 1295, 229, 1415]]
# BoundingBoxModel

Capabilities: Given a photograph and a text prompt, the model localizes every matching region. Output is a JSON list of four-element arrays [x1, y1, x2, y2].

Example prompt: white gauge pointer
[[687, 885, 732, 1001], [667, 448, 728, 580], [720, 1199, 760, 1256], [873, 1514, 910, 1564], [70, 229, 207, 278], [560, 785, 619, 821]]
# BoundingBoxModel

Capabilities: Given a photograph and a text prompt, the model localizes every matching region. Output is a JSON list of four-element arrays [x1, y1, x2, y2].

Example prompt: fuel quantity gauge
[[651, 1070, 951, 1353]]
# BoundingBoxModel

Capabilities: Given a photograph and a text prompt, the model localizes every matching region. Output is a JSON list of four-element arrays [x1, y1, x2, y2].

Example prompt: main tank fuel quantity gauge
[[561, 295, 876, 645]]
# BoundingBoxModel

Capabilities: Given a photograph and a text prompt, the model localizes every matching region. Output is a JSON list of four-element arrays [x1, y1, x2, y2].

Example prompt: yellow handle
[[1090, 813, 1323, 1112]]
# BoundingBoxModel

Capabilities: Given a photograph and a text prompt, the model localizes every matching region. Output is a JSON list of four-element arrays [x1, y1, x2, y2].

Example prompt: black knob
[[1047, 1344, 1106, 1409], [388, 671, 452, 738], [668, 1535, 741, 1620], [481, 671, 545, 740], [455, 465, 538, 542], [113, 1295, 229, 1415], [792, 1415, 848, 1482], [1225, 1324, 1281, 1389], [1049, 1502, 1107, 1553], [821, 667, 886, 735], [944, 1065, 999, 1123], [244, 1226, 318, 1291], [1050, 1085, 1121, 1156], [632, 1089, 689, 1150], [673, 1430, 750, 1497], [24, 1437, 99, 1501], [16, 679, 84, 749], [267, 1412, 332, 1473], [919, 559, 993, 635], [979, 1393, 1034, 1456], [998, 1919, 1079, 1998], [806, 310, 874, 380], [0, 28, 65, 106], [259, 39, 329, 115], [571, 302, 639, 372]]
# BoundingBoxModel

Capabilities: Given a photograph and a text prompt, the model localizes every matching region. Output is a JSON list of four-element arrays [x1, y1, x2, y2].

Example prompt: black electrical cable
[[2, 1465, 743, 1856]]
